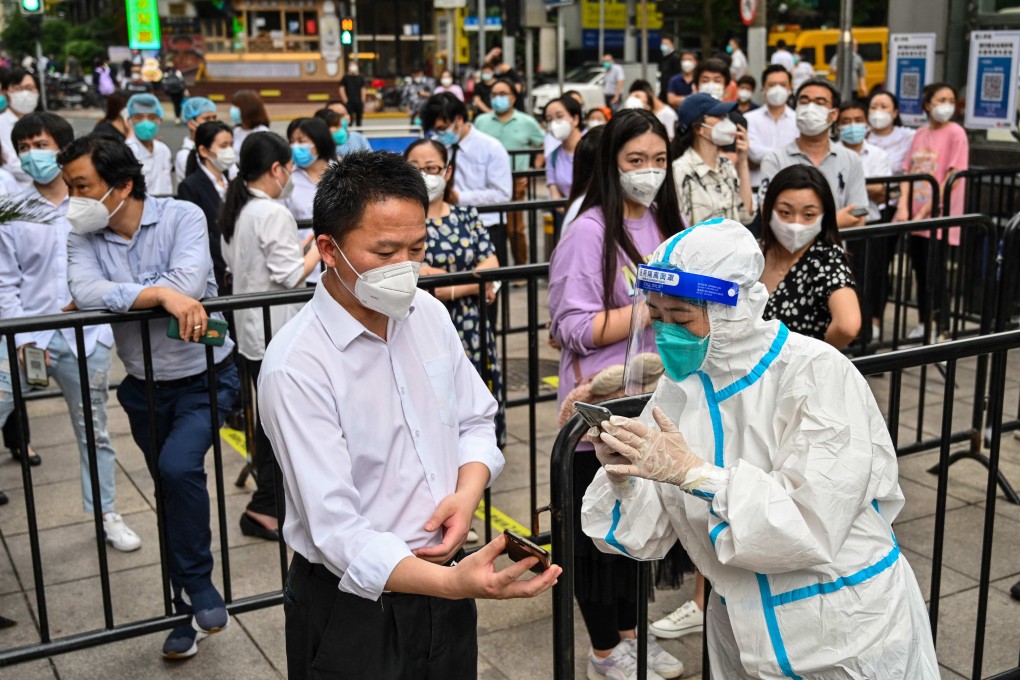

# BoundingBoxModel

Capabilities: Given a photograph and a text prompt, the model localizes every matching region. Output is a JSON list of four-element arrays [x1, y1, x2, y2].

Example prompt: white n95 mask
[[619, 168, 666, 208], [67, 187, 125, 235], [422, 172, 447, 203], [332, 239, 422, 321], [770, 211, 822, 253]]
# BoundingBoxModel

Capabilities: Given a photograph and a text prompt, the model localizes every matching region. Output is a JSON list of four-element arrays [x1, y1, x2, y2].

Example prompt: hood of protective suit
[[647, 218, 780, 381]]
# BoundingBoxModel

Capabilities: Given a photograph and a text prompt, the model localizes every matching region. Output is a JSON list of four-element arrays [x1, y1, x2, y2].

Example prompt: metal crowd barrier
[[550, 328, 1020, 680], [0, 264, 550, 666]]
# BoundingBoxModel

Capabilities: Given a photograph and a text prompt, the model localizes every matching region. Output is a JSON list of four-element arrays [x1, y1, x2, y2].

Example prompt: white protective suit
[[581, 219, 939, 679]]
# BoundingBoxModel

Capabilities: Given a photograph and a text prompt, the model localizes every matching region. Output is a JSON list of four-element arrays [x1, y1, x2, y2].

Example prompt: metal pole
[[449, 9, 457, 72], [598, 0, 605, 59], [557, 8, 565, 96], [36, 38, 48, 111], [479, 0, 487, 68], [640, 0, 649, 81], [525, 26, 535, 113], [351, 0, 359, 59], [836, 0, 854, 101]]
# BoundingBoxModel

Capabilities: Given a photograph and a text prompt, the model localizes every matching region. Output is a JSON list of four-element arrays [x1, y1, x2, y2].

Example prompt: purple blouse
[[548, 206, 667, 406], [546, 145, 575, 198]]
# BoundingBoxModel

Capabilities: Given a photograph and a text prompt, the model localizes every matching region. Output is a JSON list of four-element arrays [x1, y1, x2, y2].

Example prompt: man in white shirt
[[0, 112, 140, 552], [174, 97, 219, 181], [125, 93, 174, 196], [746, 65, 799, 189], [259, 151, 560, 679], [0, 67, 42, 189], [770, 40, 795, 72], [602, 53, 626, 107], [420, 92, 512, 255], [727, 38, 748, 80]]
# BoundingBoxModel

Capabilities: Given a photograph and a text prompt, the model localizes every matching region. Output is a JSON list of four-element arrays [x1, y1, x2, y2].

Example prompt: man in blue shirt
[[60, 134, 240, 661]]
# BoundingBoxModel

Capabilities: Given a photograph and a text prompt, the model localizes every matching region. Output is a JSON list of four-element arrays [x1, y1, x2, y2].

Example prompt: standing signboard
[[965, 31, 1020, 131], [887, 33, 935, 127]]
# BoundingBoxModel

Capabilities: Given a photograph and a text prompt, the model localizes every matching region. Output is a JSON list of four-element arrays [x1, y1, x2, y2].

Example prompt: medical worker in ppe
[[581, 218, 939, 679]]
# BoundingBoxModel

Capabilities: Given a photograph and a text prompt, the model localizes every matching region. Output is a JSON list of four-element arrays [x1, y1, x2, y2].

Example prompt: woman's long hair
[[219, 131, 291, 243], [567, 125, 604, 205], [760, 164, 842, 252], [577, 108, 684, 311], [185, 120, 232, 178]]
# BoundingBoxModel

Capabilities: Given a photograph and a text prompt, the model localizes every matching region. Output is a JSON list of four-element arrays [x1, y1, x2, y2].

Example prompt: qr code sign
[[981, 72, 1004, 102], [900, 72, 920, 100]]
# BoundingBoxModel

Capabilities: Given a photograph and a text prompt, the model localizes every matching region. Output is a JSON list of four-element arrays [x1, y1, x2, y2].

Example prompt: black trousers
[[239, 357, 281, 518], [2, 412, 29, 452], [348, 101, 364, 127], [284, 552, 477, 679]]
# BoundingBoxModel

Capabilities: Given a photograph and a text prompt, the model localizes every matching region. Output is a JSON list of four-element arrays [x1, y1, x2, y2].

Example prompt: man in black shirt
[[658, 36, 681, 102], [339, 62, 367, 127]]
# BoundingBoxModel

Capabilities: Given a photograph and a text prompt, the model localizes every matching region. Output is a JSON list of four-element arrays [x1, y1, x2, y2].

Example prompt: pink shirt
[[903, 122, 968, 245]]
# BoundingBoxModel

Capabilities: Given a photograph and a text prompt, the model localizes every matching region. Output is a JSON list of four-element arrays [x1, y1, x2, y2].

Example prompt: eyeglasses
[[9, 83, 38, 93], [797, 95, 832, 107], [417, 164, 446, 175]]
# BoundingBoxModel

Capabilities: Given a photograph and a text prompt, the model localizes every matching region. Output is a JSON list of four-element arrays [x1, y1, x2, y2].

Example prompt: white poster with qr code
[[888, 34, 936, 127], [965, 31, 1020, 130]]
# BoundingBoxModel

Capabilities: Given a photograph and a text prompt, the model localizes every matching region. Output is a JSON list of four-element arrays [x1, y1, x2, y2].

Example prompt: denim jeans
[[117, 361, 240, 610], [0, 332, 117, 514]]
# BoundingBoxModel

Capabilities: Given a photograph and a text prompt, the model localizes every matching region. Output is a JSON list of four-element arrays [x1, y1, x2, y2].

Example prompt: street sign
[[965, 31, 1020, 130], [740, 0, 757, 26], [126, 0, 162, 50]]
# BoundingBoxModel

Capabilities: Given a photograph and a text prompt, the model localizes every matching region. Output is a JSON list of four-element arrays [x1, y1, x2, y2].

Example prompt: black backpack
[[163, 71, 184, 94]]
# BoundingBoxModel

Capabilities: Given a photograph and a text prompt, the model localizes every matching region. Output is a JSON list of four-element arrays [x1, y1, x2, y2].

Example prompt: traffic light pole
[[27, 15, 48, 111]]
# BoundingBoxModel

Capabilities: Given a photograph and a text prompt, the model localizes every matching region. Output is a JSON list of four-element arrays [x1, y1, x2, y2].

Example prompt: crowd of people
[[0, 35, 996, 679]]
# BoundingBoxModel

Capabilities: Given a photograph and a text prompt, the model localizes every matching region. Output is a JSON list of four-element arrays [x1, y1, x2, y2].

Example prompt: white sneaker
[[871, 323, 881, 342], [648, 600, 703, 639], [103, 512, 142, 552], [907, 324, 925, 340], [587, 642, 664, 680], [620, 637, 684, 679]]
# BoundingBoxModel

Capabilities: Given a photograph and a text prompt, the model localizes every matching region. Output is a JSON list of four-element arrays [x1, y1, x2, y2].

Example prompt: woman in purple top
[[548, 109, 687, 679], [545, 96, 583, 239]]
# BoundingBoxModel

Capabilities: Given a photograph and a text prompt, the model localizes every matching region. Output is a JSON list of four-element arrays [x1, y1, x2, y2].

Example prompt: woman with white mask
[[549, 109, 688, 680], [403, 139, 505, 461], [759, 165, 861, 348], [866, 91, 915, 178], [544, 96, 584, 239], [218, 131, 320, 543], [671, 93, 754, 227]]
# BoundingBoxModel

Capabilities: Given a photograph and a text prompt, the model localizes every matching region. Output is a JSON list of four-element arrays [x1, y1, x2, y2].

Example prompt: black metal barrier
[[0, 263, 550, 667], [550, 329, 1020, 680]]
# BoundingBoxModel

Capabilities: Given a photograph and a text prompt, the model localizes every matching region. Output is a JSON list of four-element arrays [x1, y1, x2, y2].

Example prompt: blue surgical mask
[[660, 43, 671, 55], [603, 61, 612, 69], [0, 94, 7, 112], [491, 95, 511, 113], [19, 149, 61, 185], [332, 126, 349, 146], [435, 125, 459, 147], [229, 105, 242, 126], [840, 123, 868, 145], [133, 120, 159, 141], [653, 320, 710, 381], [726, 44, 734, 54], [291, 143, 315, 168]]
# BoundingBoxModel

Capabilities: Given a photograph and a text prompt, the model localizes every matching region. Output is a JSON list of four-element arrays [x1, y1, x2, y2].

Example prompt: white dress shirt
[[232, 125, 270, 157], [221, 188, 306, 360], [174, 137, 195, 180], [0, 184, 113, 353], [867, 126, 916, 178], [745, 105, 799, 188], [655, 105, 679, 139], [771, 49, 795, 73], [452, 125, 512, 228], [126, 136, 174, 197], [0, 109, 32, 189], [259, 283, 503, 600], [199, 162, 228, 200], [281, 167, 320, 284], [846, 140, 892, 221]]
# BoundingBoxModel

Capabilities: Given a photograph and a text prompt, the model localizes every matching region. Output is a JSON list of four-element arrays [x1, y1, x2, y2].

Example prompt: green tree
[[1, 10, 36, 61]]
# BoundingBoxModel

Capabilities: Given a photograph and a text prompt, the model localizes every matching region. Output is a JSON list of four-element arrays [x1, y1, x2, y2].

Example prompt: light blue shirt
[[0, 184, 113, 355], [337, 131, 372, 156], [67, 196, 234, 381]]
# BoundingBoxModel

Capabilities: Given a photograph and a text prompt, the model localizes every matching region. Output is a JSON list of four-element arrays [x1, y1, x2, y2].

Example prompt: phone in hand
[[574, 401, 613, 431], [850, 206, 870, 218], [166, 317, 229, 347], [503, 530, 551, 574], [23, 346, 49, 387]]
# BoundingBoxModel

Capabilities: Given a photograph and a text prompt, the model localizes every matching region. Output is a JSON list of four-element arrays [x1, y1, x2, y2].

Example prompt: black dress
[[764, 240, 856, 340]]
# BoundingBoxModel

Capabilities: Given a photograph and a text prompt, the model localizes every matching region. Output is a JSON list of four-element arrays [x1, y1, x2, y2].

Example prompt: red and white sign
[[740, 0, 757, 26]]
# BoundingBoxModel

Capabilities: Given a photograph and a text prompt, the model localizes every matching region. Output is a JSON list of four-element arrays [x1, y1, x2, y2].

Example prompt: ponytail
[[218, 130, 291, 243]]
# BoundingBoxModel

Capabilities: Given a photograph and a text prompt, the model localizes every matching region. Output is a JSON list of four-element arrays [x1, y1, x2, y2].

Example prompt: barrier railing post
[[204, 346, 231, 603]]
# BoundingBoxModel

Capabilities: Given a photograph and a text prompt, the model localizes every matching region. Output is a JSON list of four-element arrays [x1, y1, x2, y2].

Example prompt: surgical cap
[[181, 97, 217, 123], [126, 93, 164, 119]]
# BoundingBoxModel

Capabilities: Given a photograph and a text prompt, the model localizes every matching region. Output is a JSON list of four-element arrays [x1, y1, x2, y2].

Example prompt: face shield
[[623, 262, 740, 394]]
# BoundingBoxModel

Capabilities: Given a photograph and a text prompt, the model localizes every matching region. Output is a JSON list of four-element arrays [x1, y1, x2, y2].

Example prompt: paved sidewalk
[[1, 284, 1019, 678]]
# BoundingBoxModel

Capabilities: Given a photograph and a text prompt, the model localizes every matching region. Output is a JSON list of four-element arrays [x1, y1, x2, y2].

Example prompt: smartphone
[[503, 529, 551, 574], [574, 401, 613, 430], [850, 206, 870, 218], [23, 346, 49, 387], [166, 317, 229, 347]]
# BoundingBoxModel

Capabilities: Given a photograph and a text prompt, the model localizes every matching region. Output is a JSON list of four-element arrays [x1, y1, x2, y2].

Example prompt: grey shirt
[[758, 140, 869, 215], [67, 196, 234, 381]]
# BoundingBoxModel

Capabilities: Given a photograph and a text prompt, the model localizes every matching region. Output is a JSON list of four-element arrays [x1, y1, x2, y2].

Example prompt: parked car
[[531, 62, 649, 115]]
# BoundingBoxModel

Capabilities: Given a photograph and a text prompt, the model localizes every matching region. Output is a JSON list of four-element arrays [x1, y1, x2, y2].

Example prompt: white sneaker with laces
[[648, 600, 703, 639], [907, 324, 925, 340], [587, 642, 665, 680], [619, 637, 684, 679], [103, 512, 142, 552]]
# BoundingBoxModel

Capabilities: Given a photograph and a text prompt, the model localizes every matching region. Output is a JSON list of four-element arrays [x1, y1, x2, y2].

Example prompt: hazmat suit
[[581, 218, 939, 679]]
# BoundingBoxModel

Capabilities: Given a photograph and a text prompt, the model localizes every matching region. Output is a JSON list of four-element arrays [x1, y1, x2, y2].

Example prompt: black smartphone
[[166, 317, 229, 347], [23, 346, 49, 387], [574, 401, 613, 430], [504, 530, 551, 574], [850, 206, 870, 217]]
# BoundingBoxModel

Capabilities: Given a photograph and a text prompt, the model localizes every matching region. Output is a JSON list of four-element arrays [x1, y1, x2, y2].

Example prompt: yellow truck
[[769, 27, 890, 94]]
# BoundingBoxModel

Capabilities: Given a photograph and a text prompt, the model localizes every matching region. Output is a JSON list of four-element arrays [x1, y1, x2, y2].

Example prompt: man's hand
[[159, 288, 209, 342], [61, 301, 78, 312], [446, 534, 561, 600], [414, 491, 477, 564]]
